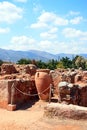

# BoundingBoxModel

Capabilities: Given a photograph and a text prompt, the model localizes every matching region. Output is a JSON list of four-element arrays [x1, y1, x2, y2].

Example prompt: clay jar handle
[[37, 72, 39, 77]]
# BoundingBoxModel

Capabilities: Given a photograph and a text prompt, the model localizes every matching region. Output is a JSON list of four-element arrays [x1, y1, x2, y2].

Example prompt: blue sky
[[0, 0, 87, 54]]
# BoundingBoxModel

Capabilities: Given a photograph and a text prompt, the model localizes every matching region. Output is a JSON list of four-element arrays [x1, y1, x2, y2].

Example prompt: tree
[[17, 58, 31, 64], [56, 61, 64, 69], [85, 60, 87, 70], [36, 60, 47, 69], [16, 55, 87, 70], [0, 59, 3, 66], [46, 59, 58, 70], [75, 56, 86, 69], [72, 55, 79, 68], [60, 57, 72, 69]]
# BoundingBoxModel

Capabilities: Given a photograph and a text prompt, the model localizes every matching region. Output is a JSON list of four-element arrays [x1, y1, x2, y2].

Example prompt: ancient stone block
[[44, 103, 87, 119], [1, 64, 18, 74], [7, 104, 16, 111]]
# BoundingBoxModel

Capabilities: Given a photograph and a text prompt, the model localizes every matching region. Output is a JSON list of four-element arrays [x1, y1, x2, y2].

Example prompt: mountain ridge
[[0, 48, 87, 62]]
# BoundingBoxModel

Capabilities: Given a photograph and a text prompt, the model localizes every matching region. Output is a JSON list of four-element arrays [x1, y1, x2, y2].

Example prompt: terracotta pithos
[[35, 69, 52, 101]]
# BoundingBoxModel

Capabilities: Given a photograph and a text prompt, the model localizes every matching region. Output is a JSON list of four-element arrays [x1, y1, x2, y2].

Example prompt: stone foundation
[[44, 103, 87, 120]]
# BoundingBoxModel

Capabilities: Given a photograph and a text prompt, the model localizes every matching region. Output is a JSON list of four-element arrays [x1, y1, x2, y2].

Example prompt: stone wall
[[0, 79, 38, 110], [78, 84, 87, 107], [51, 69, 87, 107], [0, 80, 8, 108], [1, 64, 18, 74]]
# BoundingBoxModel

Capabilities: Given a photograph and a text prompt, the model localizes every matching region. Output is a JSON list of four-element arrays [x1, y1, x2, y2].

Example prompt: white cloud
[[14, 0, 27, 3], [10, 36, 53, 51], [54, 17, 68, 25], [39, 12, 69, 25], [62, 28, 87, 39], [0, 1, 23, 23], [38, 40, 76, 54], [48, 40, 87, 54], [38, 12, 56, 23], [63, 28, 81, 38], [30, 22, 48, 28], [30, 11, 69, 29], [68, 11, 80, 16], [38, 40, 68, 54], [0, 27, 10, 33], [11, 36, 36, 45], [70, 16, 83, 24], [8, 35, 39, 51], [40, 27, 58, 39], [39, 40, 56, 52], [49, 27, 58, 33], [64, 40, 87, 54], [2, 34, 87, 54], [9, 36, 57, 52], [40, 40, 52, 47], [80, 37, 87, 41], [40, 32, 57, 39], [10, 35, 36, 50]]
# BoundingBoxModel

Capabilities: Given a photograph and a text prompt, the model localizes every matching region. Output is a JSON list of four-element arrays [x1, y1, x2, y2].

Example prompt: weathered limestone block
[[82, 71, 87, 83], [44, 103, 87, 119], [57, 82, 80, 105], [51, 72, 62, 95], [7, 104, 16, 111], [75, 74, 82, 83], [58, 81, 70, 103], [24, 65, 31, 74], [24, 64, 37, 75], [1, 64, 18, 74], [79, 85, 87, 107], [69, 72, 77, 83], [28, 64, 37, 75], [69, 84, 80, 105]]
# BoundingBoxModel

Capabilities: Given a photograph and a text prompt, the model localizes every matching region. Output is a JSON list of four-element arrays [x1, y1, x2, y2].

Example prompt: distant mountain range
[[0, 48, 87, 63]]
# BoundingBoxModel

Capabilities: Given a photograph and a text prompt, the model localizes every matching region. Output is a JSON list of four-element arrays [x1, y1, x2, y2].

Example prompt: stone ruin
[[44, 68, 87, 120], [0, 63, 87, 114], [51, 68, 87, 107], [0, 63, 38, 110]]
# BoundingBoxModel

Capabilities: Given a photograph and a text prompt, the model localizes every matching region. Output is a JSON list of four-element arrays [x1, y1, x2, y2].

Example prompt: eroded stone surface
[[51, 69, 87, 107], [0, 63, 38, 110], [44, 103, 87, 119], [0, 64, 87, 110]]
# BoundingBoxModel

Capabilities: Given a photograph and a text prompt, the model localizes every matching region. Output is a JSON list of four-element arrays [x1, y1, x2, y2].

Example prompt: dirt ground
[[0, 99, 87, 130]]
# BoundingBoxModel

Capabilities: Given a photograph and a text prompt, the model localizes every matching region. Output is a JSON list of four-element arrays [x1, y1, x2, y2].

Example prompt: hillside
[[0, 48, 87, 62]]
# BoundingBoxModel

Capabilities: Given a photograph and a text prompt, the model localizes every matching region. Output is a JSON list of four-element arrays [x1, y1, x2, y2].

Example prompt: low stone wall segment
[[0, 79, 38, 110]]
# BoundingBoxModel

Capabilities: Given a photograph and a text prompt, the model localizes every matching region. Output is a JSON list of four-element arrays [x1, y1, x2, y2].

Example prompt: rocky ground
[[0, 64, 87, 130], [0, 98, 87, 130]]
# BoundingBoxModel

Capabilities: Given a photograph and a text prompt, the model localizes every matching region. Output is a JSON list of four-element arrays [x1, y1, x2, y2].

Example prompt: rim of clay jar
[[36, 69, 50, 73]]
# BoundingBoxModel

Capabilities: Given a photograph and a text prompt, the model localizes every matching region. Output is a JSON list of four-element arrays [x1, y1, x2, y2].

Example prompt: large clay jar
[[35, 69, 52, 101]]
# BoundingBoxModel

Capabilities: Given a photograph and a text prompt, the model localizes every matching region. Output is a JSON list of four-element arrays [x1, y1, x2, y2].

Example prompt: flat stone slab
[[44, 103, 87, 120]]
